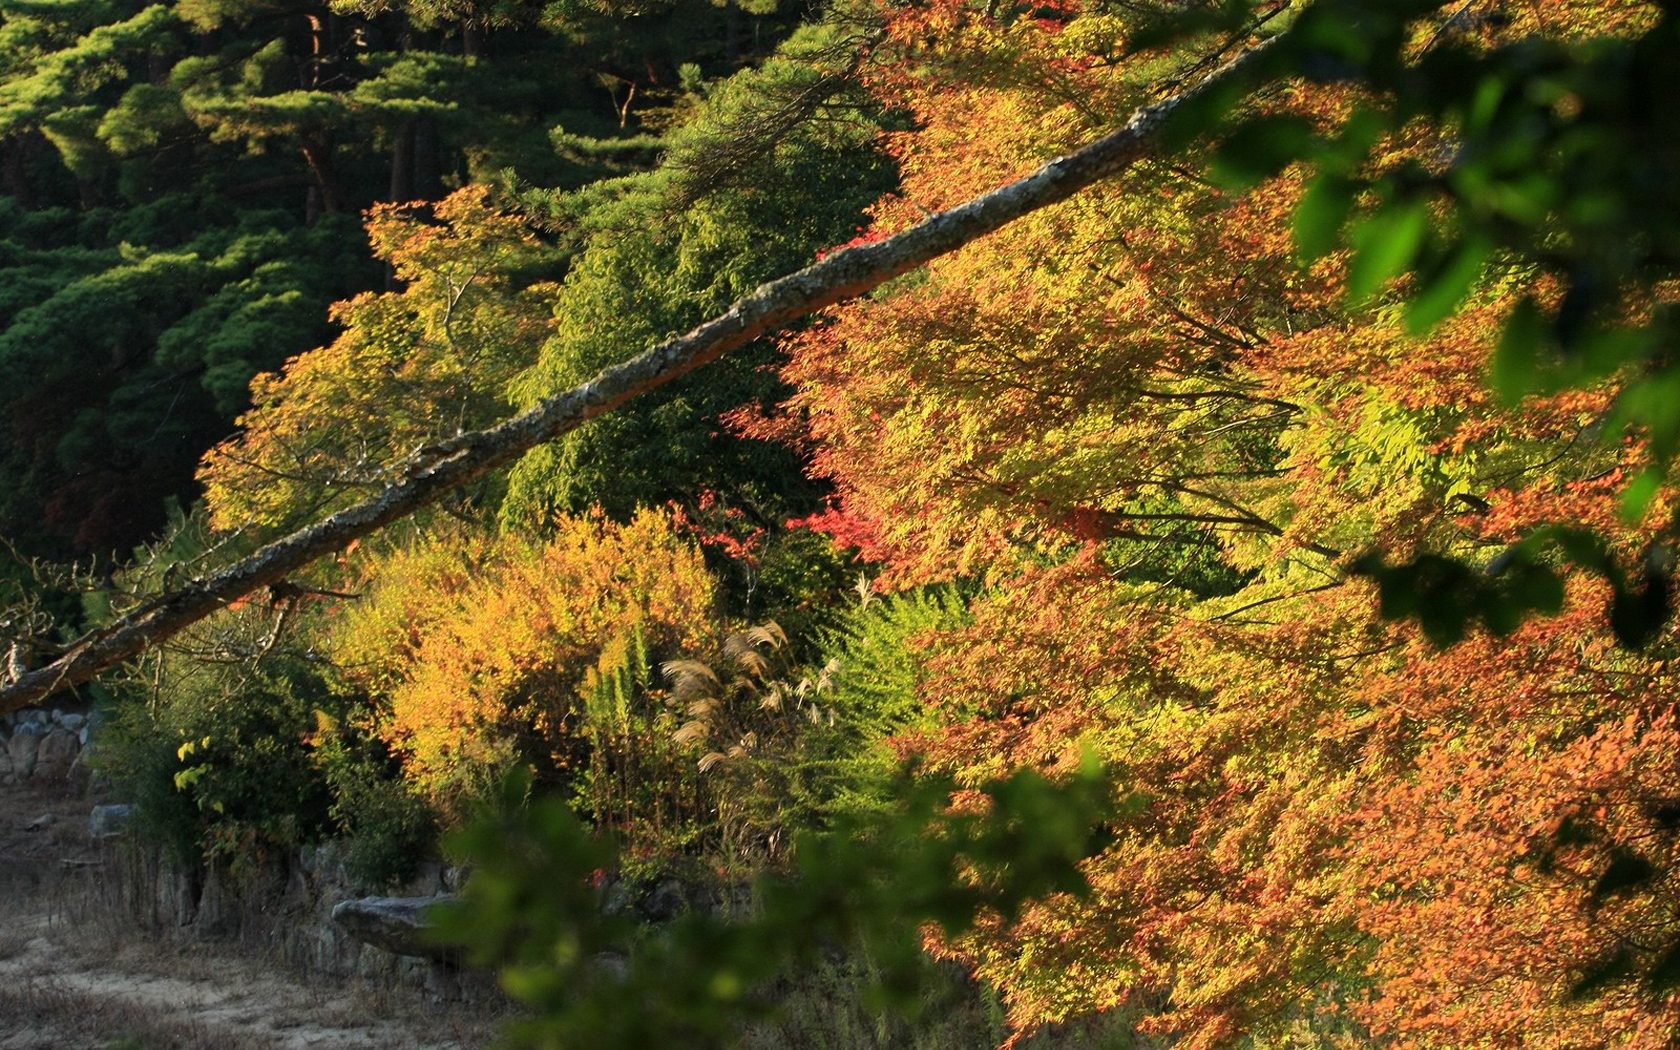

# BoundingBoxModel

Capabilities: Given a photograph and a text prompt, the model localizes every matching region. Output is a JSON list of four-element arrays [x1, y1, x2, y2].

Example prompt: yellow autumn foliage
[[199, 186, 555, 533], [330, 509, 719, 811]]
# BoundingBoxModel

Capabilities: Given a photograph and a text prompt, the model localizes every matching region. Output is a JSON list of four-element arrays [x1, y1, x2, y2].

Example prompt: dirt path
[[0, 919, 482, 1049], [0, 784, 496, 1049]]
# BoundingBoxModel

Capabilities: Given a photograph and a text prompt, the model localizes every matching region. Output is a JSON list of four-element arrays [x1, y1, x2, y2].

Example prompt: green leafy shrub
[[99, 654, 338, 870], [309, 708, 437, 888], [804, 585, 972, 821], [431, 760, 1120, 1049], [741, 528, 856, 651]]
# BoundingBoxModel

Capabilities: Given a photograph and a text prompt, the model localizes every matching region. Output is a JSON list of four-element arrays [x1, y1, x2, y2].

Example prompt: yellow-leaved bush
[[199, 186, 555, 534], [329, 509, 719, 820]]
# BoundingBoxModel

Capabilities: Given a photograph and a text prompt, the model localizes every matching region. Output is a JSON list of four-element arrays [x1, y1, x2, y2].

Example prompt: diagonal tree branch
[[0, 32, 1283, 713]]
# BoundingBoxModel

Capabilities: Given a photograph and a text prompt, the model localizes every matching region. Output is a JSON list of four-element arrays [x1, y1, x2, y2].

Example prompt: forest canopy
[[4, 0, 1680, 1046]]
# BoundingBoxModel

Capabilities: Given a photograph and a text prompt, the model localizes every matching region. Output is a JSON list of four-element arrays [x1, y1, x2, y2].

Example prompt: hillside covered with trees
[[4, 0, 1680, 1046]]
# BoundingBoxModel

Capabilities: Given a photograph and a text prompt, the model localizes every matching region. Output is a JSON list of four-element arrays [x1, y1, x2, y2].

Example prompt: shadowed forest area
[[4, 1, 1680, 1047]]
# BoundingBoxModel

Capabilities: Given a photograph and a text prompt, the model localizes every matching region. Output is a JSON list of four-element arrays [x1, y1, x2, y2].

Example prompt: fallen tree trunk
[[0, 34, 1281, 714]]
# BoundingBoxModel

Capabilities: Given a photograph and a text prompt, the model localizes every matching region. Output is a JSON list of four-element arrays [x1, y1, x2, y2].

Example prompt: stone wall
[[1, 706, 91, 787], [100, 833, 492, 1003], [6, 700, 487, 1000]]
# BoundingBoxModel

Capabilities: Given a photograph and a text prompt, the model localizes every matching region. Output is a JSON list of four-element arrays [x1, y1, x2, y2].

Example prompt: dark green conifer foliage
[[0, 201, 367, 553], [0, 0, 802, 555]]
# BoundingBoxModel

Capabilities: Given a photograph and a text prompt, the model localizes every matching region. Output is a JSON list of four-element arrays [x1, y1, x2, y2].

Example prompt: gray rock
[[25, 813, 54, 831], [18, 709, 48, 727], [161, 867, 197, 926], [59, 713, 85, 732], [591, 951, 630, 981], [78, 726, 88, 747], [89, 803, 135, 838], [331, 895, 455, 960], [49, 709, 62, 725], [33, 729, 77, 780], [424, 964, 463, 1002], [195, 865, 236, 936], [66, 751, 91, 796], [12, 721, 43, 738], [601, 877, 633, 916], [640, 878, 693, 923], [354, 945, 384, 980], [8, 731, 40, 778], [399, 861, 446, 897]]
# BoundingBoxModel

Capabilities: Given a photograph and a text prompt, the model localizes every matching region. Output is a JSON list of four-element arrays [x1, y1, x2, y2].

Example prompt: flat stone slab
[[330, 895, 456, 960]]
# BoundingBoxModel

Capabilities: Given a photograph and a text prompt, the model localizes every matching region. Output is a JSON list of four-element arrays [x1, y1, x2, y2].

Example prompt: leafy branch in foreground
[[1210, 0, 1680, 644], [1355, 526, 1675, 649], [0, 29, 1285, 714], [429, 761, 1120, 1049]]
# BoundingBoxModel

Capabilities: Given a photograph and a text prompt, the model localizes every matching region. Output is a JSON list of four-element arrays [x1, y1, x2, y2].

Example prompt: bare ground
[[0, 782, 500, 1050]]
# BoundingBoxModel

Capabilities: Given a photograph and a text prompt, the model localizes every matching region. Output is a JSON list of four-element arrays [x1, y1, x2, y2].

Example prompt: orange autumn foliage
[[754, 0, 1680, 1044]]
